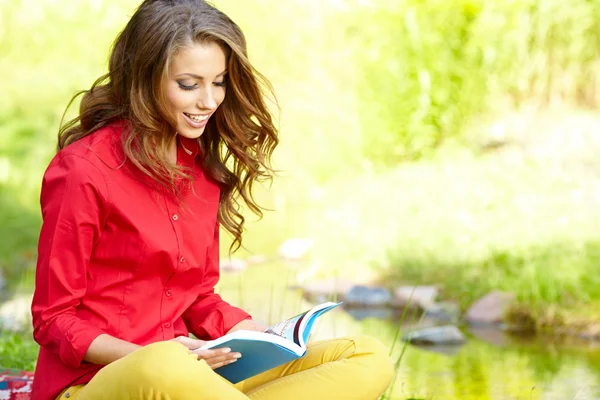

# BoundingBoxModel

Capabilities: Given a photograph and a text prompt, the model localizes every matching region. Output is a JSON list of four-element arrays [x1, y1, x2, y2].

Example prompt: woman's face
[[163, 41, 227, 139]]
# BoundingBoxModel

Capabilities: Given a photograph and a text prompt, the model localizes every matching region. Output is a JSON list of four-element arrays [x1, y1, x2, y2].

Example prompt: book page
[[200, 303, 341, 354], [266, 311, 307, 344], [266, 302, 341, 347]]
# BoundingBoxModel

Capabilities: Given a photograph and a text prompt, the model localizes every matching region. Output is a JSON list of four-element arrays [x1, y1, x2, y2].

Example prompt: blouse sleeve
[[182, 223, 251, 340], [31, 154, 110, 368]]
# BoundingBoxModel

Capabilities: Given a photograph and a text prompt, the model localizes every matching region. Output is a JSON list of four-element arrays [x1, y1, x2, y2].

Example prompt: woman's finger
[[170, 336, 206, 350], [191, 347, 231, 358], [195, 349, 241, 361], [194, 349, 242, 368], [207, 358, 239, 370], [202, 353, 235, 368]]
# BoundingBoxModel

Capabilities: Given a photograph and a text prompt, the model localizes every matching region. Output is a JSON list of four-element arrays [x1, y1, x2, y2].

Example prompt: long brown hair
[[58, 0, 279, 251]]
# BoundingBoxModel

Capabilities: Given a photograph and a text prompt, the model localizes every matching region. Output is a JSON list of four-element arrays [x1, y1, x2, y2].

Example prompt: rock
[[398, 315, 439, 331], [465, 291, 516, 326], [0, 294, 32, 332], [278, 238, 314, 261], [220, 258, 248, 273], [413, 344, 464, 356], [391, 285, 438, 309], [343, 285, 392, 307], [469, 326, 515, 347], [402, 325, 466, 345], [401, 316, 440, 331], [297, 277, 355, 303], [0, 315, 21, 332], [578, 324, 600, 341], [346, 307, 397, 321], [423, 301, 460, 323]]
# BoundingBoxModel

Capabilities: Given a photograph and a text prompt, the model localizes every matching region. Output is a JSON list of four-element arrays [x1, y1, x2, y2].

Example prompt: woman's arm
[[226, 319, 269, 333], [83, 334, 141, 365], [32, 156, 111, 368], [84, 334, 241, 368]]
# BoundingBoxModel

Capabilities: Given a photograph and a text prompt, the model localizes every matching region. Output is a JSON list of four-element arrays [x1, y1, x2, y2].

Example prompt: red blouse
[[30, 121, 251, 400]]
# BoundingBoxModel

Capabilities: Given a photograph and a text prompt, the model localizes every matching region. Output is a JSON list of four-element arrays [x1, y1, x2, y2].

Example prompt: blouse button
[[179, 256, 185, 263], [165, 289, 172, 297], [164, 322, 171, 328], [172, 214, 179, 221]]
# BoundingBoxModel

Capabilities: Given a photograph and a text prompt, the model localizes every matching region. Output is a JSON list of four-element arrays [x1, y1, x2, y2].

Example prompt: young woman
[[30, 1, 394, 399]]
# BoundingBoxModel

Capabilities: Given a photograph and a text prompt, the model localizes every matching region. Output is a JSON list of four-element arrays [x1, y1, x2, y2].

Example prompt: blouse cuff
[[199, 306, 251, 339], [60, 321, 105, 368]]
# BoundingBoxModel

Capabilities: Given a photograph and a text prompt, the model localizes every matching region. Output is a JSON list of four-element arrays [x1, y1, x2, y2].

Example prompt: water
[[217, 262, 600, 400]]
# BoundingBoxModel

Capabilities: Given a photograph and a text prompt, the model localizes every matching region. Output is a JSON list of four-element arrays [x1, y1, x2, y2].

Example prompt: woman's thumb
[[172, 335, 205, 350]]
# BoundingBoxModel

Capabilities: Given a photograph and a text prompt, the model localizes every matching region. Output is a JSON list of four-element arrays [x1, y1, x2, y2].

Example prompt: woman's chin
[[177, 126, 206, 139]]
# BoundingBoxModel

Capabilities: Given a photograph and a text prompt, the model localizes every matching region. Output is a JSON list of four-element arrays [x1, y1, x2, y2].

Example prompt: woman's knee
[[132, 341, 192, 365], [122, 341, 206, 388], [351, 336, 395, 385]]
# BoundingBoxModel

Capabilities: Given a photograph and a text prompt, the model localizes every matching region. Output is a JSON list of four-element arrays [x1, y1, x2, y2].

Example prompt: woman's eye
[[177, 82, 197, 91], [214, 81, 227, 88]]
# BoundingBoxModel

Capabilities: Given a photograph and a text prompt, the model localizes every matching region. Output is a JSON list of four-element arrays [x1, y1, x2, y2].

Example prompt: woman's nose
[[198, 88, 217, 110]]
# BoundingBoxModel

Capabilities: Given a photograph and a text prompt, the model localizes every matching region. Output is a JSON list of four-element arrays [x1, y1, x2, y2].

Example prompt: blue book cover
[[200, 302, 341, 383]]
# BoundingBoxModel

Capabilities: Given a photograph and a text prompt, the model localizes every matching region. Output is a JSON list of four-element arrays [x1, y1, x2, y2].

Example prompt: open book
[[199, 302, 341, 383]]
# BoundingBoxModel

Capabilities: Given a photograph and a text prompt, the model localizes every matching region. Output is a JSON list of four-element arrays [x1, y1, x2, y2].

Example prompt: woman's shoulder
[[53, 120, 126, 169], [40, 121, 130, 202]]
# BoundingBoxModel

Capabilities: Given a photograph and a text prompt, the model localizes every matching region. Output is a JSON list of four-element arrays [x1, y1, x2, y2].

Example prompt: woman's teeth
[[184, 113, 209, 122]]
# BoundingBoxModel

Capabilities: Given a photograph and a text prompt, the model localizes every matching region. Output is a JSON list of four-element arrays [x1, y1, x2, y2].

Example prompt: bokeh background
[[2, 0, 600, 399]]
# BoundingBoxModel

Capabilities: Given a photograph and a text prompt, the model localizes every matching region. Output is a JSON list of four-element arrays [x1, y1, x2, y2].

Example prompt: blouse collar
[[178, 135, 200, 161]]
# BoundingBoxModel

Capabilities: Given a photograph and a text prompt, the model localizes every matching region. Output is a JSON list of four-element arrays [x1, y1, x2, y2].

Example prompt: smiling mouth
[[183, 112, 210, 122]]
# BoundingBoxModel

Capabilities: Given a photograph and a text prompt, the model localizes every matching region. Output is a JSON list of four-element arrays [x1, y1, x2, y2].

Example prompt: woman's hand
[[227, 319, 269, 333], [170, 336, 241, 369]]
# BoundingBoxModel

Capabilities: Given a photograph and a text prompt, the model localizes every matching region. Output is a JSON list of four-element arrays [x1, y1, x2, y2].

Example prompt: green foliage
[[0, 115, 53, 288], [0, 331, 38, 370], [377, 109, 600, 322], [1, 2, 599, 395], [389, 242, 600, 313], [342, 0, 600, 162], [0, 0, 599, 328]]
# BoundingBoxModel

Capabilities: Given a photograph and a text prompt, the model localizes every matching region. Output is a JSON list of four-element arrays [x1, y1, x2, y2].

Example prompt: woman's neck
[[168, 137, 178, 164]]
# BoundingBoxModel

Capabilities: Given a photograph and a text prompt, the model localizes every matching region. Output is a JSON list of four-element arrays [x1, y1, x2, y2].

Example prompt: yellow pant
[[57, 336, 394, 400]]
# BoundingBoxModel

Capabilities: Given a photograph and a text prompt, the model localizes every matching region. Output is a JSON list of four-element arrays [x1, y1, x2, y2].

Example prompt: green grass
[[342, 0, 600, 163], [3, 261, 600, 399], [374, 109, 600, 328], [1, 1, 600, 398], [0, 331, 37, 371], [226, 108, 600, 332], [1, 0, 600, 355]]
